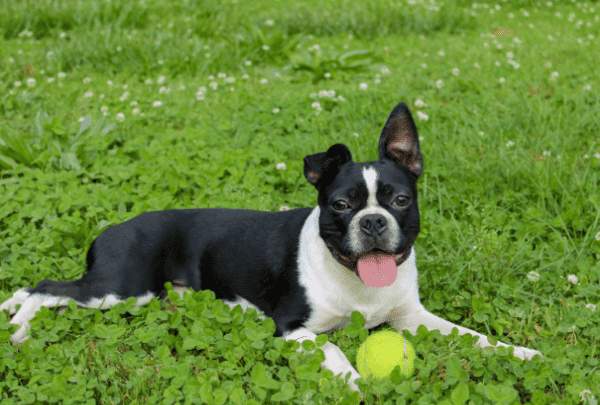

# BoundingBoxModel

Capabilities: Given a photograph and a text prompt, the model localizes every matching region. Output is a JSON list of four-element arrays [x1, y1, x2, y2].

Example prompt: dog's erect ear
[[304, 143, 353, 187], [378, 102, 423, 177]]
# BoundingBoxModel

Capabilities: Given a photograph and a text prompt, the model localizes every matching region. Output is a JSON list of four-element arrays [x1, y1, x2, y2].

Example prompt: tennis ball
[[356, 331, 415, 380]]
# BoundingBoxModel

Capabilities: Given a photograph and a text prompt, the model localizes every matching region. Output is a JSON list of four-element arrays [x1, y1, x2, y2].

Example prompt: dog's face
[[304, 102, 423, 287]]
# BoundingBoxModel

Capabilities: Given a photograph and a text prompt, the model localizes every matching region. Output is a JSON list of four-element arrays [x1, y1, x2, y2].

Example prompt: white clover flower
[[272, 108, 280, 113], [101, 106, 108, 113], [506, 140, 514, 147], [83, 77, 91, 84], [14, 81, 22, 87], [84, 91, 94, 98], [416, 111, 429, 121], [414, 99, 427, 108], [196, 92, 205, 100], [262, 45, 270, 51], [568, 274, 578, 284], [132, 108, 140, 115], [145, 78, 153, 85], [586, 304, 596, 311], [527, 271, 540, 282], [119, 92, 129, 101], [435, 79, 443, 89], [260, 78, 268, 84], [265, 19, 275, 26], [157, 75, 166, 84], [276, 162, 286, 170], [116, 113, 125, 122], [153, 101, 163, 107], [452, 67, 460, 76], [359, 83, 368, 90], [319, 90, 335, 98], [209, 81, 218, 90], [26, 78, 36, 87]]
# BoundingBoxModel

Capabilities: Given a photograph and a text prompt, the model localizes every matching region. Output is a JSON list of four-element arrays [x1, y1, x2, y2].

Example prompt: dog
[[1, 102, 541, 396]]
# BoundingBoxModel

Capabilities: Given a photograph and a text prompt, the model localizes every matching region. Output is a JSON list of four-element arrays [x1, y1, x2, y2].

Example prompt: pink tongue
[[357, 252, 397, 287]]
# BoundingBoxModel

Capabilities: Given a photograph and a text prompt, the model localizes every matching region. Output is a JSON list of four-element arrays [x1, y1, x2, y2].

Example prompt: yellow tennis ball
[[356, 331, 415, 380]]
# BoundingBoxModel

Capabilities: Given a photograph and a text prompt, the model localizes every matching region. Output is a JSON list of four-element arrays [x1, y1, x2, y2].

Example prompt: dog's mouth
[[324, 242, 412, 287], [356, 249, 403, 288]]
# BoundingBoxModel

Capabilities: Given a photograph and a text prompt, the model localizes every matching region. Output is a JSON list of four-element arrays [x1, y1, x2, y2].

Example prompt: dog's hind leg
[[1, 278, 156, 344]]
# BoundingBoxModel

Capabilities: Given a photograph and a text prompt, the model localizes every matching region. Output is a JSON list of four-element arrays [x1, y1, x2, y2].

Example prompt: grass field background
[[1, 0, 599, 403]]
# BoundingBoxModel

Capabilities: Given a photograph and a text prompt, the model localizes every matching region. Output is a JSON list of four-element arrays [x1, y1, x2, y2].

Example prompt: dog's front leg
[[284, 328, 363, 398], [388, 304, 542, 360]]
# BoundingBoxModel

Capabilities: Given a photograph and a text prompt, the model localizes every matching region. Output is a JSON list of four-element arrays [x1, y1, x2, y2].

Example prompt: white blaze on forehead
[[362, 166, 379, 207]]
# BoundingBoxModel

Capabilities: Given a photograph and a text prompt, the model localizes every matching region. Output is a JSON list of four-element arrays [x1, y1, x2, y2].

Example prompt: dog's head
[[304, 102, 422, 287]]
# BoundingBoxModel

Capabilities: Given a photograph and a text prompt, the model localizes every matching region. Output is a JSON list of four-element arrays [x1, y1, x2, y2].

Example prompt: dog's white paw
[[0, 288, 31, 314], [512, 346, 542, 360]]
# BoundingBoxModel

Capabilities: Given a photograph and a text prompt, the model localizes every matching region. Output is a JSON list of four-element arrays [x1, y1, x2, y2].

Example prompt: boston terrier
[[1, 102, 541, 396]]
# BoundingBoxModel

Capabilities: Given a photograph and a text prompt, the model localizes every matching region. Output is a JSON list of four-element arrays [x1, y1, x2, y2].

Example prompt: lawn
[[0, 0, 599, 403]]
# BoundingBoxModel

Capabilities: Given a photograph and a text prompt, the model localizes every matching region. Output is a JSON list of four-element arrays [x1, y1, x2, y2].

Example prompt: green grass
[[1, 0, 599, 403]]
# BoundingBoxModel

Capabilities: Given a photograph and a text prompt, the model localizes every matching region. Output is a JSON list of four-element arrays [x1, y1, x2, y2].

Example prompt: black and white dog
[[1, 102, 541, 394]]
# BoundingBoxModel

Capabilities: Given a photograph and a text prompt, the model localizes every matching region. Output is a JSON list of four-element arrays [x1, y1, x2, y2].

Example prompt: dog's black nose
[[359, 214, 387, 237]]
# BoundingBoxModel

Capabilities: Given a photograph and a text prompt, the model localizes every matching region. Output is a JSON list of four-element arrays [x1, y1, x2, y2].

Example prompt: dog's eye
[[394, 196, 410, 206], [332, 201, 349, 211]]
